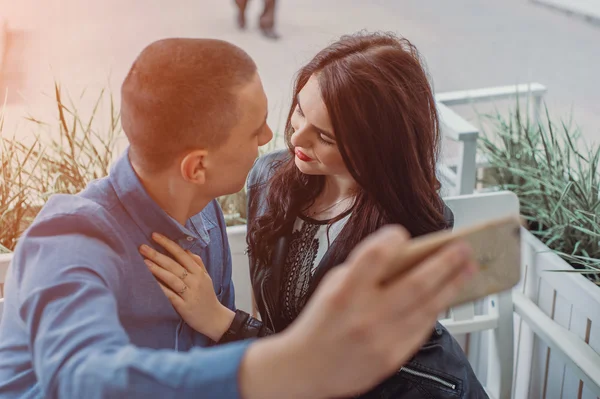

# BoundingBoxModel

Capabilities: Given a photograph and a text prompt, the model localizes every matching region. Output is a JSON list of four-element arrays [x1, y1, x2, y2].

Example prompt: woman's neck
[[320, 175, 357, 203], [304, 175, 357, 220]]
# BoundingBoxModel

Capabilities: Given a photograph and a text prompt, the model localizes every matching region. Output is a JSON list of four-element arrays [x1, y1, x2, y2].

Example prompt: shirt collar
[[110, 148, 211, 249]]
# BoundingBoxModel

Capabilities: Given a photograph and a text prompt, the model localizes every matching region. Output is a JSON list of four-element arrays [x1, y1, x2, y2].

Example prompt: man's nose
[[259, 125, 274, 146]]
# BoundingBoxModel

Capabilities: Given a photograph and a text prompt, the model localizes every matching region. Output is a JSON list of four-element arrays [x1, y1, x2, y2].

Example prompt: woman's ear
[[180, 149, 208, 185]]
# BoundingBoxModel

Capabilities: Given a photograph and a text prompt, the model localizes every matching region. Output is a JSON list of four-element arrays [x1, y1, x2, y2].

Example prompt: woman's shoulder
[[247, 149, 291, 188]]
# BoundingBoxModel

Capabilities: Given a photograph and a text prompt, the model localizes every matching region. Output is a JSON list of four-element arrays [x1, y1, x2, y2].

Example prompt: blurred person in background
[[235, 0, 279, 39]]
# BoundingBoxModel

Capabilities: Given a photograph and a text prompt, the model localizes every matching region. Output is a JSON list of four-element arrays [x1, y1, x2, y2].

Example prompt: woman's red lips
[[295, 149, 313, 162]]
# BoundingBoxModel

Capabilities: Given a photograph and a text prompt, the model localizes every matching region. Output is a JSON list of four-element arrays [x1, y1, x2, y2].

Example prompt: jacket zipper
[[400, 366, 456, 390]]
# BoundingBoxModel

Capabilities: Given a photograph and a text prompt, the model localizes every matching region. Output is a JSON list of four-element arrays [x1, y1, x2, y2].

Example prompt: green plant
[[0, 98, 48, 252], [1, 81, 285, 245], [479, 105, 600, 284], [0, 84, 121, 251], [26, 83, 121, 197]]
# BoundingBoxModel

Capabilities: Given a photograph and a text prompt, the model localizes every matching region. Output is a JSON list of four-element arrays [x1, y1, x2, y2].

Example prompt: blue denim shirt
[[0, 149, 251, 398]]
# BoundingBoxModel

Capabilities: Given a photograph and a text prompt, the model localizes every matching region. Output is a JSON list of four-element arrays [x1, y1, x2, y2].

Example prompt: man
[[0, 38, 477, 398]]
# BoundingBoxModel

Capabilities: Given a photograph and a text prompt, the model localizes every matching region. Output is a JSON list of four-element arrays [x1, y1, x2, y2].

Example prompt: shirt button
[[186, 236, 194, 242]]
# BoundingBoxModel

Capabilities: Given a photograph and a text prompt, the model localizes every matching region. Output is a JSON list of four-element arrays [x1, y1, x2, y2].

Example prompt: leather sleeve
[[217, 310, 274, 345]]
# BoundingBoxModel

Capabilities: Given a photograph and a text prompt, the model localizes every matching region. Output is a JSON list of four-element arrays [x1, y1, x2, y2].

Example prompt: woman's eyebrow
[[296, 94, 335, 139]]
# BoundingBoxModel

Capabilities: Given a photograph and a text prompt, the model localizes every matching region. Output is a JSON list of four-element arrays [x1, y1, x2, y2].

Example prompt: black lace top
[[278, 213, 351, 325]]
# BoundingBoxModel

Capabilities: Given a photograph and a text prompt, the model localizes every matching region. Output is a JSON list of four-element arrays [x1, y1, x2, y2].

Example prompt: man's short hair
[[121, 38, 257, 172]]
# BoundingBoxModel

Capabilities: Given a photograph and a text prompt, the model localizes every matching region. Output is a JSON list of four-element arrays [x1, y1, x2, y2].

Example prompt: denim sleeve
[[16, 214, 251, 399]]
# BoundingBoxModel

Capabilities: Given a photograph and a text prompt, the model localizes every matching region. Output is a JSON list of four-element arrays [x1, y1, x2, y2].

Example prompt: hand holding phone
[[381, 216, 521, 307]]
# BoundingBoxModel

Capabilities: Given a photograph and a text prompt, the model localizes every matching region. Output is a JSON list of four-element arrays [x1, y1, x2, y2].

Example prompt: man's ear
[[180, 149, 208, 184]]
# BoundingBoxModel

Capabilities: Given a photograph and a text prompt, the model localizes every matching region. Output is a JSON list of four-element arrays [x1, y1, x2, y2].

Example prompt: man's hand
[[239, 225, 477, 399]]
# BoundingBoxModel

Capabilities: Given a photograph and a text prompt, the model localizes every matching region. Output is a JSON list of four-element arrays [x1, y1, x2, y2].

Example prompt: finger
[[386, 242, 476, 310], [186, 250, 208, 273], [345, 225, 410, 284], [386, 264, 475, 367], [140, 244, 189, 278], [156, 280, 186, 309], [145, 259, 188, 297], [388, 310, 438, 368], [421, 260, 477, 315], [151, 233, 199, 274]]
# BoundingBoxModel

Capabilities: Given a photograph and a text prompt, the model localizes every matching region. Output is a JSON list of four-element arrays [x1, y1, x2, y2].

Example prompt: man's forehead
[[239, 76, 268, 120]]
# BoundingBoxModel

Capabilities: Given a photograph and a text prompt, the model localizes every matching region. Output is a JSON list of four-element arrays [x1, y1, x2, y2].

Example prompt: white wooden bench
[[436, 83, 547, 197], [227, 191, 521, 398], [442, 191, 520, 399]]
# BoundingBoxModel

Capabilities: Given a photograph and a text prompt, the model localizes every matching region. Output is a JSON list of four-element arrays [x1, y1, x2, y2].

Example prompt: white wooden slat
[[437, 164, 458, 197], [440, 314, 498, 335], [523, 232, 600, 325], [469, 301, 488, 387], [456, 135, 478, 195], [435, 83, 547, 107], [514, 314, 536, 399], [0, 253, 10, 284], [528, 280, 555, 398], [226, 225, 253, 313], [445, 191, 520, 393], [545, 292, 573, 399], [437, 102, 479, 142], [437, 102, 479, 195], [563, 308, 590, 399], [514, 292, 600, 397], [582, 384, 598, 399], [444, 191, 520, 229], [486, 292, 514, 399], [586, 320, 600, 399], [0, 253, 11, 321], [589, 319, 600, 362], [513, 248, 538, 399], [452, 303, 476, 322]]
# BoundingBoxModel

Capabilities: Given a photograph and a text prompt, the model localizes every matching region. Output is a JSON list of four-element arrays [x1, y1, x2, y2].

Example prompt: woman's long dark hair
[[248, 31, 447, 277]]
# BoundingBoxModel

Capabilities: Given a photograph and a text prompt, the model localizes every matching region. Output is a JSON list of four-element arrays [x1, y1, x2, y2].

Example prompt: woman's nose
[[290, 125, 311, 148]]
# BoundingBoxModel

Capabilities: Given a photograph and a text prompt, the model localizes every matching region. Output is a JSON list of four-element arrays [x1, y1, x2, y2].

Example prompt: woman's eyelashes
[[317, 133, 335, 146], [294, 106, 336, 146]]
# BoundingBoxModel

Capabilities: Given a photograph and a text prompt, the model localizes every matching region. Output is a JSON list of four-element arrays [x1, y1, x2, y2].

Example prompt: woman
[[143, 32, 487, 398]]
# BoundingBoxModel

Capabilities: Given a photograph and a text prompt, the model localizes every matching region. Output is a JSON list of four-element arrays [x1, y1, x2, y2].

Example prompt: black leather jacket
[[221, 150, 488, 398]]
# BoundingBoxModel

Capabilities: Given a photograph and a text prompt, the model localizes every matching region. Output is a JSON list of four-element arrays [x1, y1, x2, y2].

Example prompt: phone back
[[451, 218, 521, 307]]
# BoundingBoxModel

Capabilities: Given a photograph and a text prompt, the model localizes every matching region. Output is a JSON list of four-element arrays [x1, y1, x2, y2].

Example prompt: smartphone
[[382, 216, 522, 308]]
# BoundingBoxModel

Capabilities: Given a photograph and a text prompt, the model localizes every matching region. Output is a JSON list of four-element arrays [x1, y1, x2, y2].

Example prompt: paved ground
[[534, 0, 600, 24], [1, 0, 599, 146]]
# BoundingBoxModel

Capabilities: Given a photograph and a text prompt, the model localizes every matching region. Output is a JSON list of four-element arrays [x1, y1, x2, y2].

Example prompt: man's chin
[[222, 181, 246, 196]]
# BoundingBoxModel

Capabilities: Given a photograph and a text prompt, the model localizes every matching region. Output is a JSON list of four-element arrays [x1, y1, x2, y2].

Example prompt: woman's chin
[[294, 157, 319, 175]]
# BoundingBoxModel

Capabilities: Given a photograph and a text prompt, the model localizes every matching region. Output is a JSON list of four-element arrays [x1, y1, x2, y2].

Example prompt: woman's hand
[[139, 232, 235, 342]]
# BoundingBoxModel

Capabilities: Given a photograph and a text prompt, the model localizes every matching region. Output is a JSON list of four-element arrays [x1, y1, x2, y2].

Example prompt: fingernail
[[144, 259, 154, 268], [140, 245, 149, 254], [152, 233, 163, 240]]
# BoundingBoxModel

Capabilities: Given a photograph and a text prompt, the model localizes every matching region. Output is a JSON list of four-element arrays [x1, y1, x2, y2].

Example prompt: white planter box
[[513, 229, 600, 399], [0, 253, 11, 288], [226, 225, 253, 313]]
